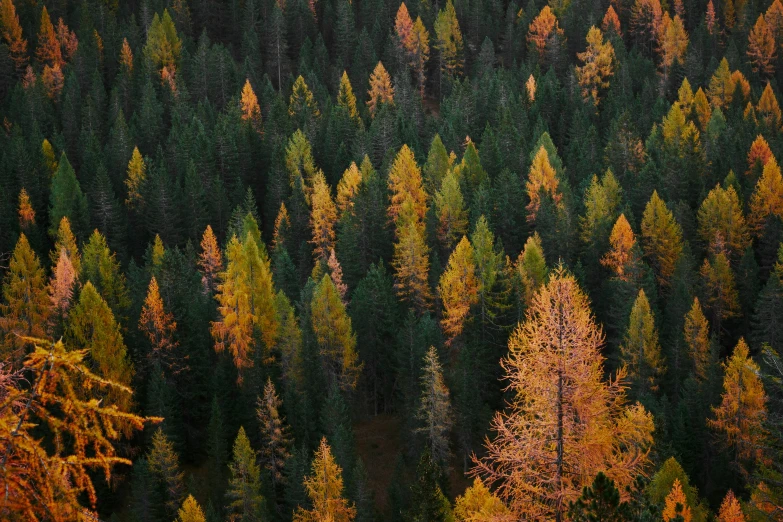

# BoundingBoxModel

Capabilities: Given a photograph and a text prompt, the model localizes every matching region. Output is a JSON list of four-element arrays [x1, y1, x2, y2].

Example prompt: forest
[[1, 0, 783, 519]]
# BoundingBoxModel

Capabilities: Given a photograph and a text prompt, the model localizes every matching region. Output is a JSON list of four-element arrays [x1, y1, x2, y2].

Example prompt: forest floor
[[354, 413, 402, 510]]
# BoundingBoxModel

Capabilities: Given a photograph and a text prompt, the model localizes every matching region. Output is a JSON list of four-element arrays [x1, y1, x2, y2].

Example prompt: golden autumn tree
[[747, 134, 773, 178], [388, 144, 428, 223], [526, 146, 561, 224], [709, 338, 768, 476], [17, 188, 34, 230], [717, 490, 746, 522], [631, 0, 662, 53], [212, 233, 279, 383], [683, 297, 711, 382], [602, 214, 639, 280], [176, 496, 207, 522], [641, 191, 683, 287], [336, 162, 362, 213], [758, 83, 782, 129], [749, 156, 783, 233], [621, 289, 665, 395], [438, 236, 479, 344], [393, 208, 433, 312], [0, 234, 50, 362], [454, 478, 512, 521], [700, 250, 740, 334], [48, 248, 76, 326], [663, 479, 692, 522], [139, 276, 180, 372], [473, 267, 654, 520], [120, 37, 133, 73], [709, 58, 735, 110], [0, 0, 27, 72], [602, 6, 621, 35], [310, 274, 361, 390], [395, 3, 414, 52], [289, 75, 320, 124], [434, 0, 463, 83], [35, 6, 61, 67], [657, 13, 688, 84], [748, 15, 776, 76], [576, 26, 615, 106], [527, 6, 564, 61], [310, 172, 338, 262], [240, 79, 263, 134], [367, 61, 394, 116], [697, 184, 750, 258], [0, 338, 149, 521], [198, 225, 223, 294], [408, 17, 430, 96], [294, 438, 356, 522], [337, 71, 360, 123], [125, 146, 146, 207]]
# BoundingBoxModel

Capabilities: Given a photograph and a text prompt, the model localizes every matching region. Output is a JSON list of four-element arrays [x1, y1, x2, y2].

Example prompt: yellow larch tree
[[473, 267, 654, 520], [657, 13, 688, 84], [336, 162, 362, 214], [683, 297, 711, 382], [434, 0, 464, 82], [310, 274, 361, 390], [749, 155, 783, 233], [438, 236, 479, 345], [367, 61, 394, 117], [526, 146, 561, 224], [700, 250, 740, 334], [388, 144, 427, 224], [125, 146, 146, 207], [576, 26, 615, 106], [454, 478, 512, 521], [294, 438, 356, 522], [310, 172, 338, 261], [640, 191, 683, 287], [337, 71, 360, 123], [709, 338, 768, 476], [212, 233, 279, 383], [0, 234, 50, 362], [622, 289, 665, 395], [392, 206, 433, 313], [697, 184, 750, 258]]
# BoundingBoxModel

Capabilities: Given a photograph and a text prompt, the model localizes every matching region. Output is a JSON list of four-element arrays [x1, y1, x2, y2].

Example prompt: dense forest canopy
[[1, 0, 783, 519]]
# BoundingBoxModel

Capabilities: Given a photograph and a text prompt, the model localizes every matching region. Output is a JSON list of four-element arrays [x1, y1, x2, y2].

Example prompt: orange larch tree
[[48, 249, 76, 324], [747, 134, 773, 178], [717, 490, 746, 522], [388, 144, 427, 224], [473, 267, 654, 520], [17, 188, 35, 230], [527, 6, 564, 61], [240, 79, 263, 134], [748, 15, 776, 76], [663, 479, 692, 522], [758, 83, 782, 129], [198, 225, 223, 294], [749, 155, 783, 233], [139, 276, 180, 372], [602, 6, 621, 35], [706, 0, 717, 34], [0, 0, 27, 72], [0, 338, 149, 521], [35, 6, 61, 67], [602, 214, 639, 280]]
